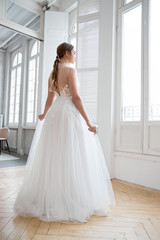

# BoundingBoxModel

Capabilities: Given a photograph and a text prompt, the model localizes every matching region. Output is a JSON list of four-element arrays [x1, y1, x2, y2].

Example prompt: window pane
[[71, 37, 76, 51], [10, 96, 14, 105], [28, 101, 34, 112], [16, 87, 20, 95], [9, 114, 14, 123], [16, 93, 20, 104], [10, 104, 14, 113], [31, 42, 38, 56], [28, 91, 34, 101], [29, 80, 35, 91], [15, 113, 19, 123], [11, 78, 15, 88], [29, 58, 36, 70], [13, 54, 17, 67], [27, 113, 33, 123], [148, 0, 160, 121], [15, 103, 19, 113], [11, 69, 16, 79], [37, 41, 40, 53], [17, 66, 21, 76], [18, 53, 22, 64], [121, 5, 142, 121], [10, 86, 15, 96], [26, 57, 37, 124], [36, 57, 39, 78], [17, 74, 21, 86], [9, 50, 21, 125]]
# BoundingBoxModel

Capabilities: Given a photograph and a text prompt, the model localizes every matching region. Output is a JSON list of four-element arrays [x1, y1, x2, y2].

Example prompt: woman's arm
[[38, 73, 55, 121], [68, 68, 97, 134]]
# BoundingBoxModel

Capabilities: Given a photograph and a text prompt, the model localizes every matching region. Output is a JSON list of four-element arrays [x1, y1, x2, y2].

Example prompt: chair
[[0, 127, 11, 155]]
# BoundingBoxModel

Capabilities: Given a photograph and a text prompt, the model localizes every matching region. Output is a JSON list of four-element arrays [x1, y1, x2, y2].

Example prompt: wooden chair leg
[[5, 140, 10, 154]]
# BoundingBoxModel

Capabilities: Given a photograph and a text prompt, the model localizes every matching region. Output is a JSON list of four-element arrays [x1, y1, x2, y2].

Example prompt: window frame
[[8, 47, 22, 127], [115, 0, 160, 156], [69, 15, 77, 42], [25, 39, 40, 126]]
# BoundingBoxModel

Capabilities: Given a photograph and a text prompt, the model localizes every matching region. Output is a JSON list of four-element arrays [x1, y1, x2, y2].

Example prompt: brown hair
[[52, 42, 74, 89]]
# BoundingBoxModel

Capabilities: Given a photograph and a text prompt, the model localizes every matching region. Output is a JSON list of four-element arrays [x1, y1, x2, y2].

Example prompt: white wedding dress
[[14, 63, 116, 224]]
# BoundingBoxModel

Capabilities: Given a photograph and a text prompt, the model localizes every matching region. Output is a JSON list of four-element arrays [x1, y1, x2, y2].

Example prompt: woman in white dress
[[14, 42, 116, 224]]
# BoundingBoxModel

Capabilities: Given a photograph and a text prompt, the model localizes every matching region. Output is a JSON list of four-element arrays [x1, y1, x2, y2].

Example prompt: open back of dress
[[49, 63, 76, 97]]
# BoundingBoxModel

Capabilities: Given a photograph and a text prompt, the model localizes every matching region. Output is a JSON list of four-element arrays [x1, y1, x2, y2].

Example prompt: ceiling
[[0, 0, 61, 50], [33, 0, 49, 5], [33, 0, 61, 8]]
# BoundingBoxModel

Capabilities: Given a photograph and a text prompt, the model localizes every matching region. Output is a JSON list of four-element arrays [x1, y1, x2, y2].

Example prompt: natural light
[[149, 0, 160, 121], [121, 5, 142, 121]]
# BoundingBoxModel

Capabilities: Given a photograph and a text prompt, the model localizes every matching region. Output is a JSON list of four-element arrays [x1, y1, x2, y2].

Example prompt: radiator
[[8, 130, 17, 149]]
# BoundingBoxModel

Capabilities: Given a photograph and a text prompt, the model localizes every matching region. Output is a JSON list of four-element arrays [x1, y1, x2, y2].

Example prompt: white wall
[[114, 152, 160, 190], [97, 0, 117, 178], [24, 129, 35, 154], [0, 51, 6, 116], [41, 11, 68, 113]]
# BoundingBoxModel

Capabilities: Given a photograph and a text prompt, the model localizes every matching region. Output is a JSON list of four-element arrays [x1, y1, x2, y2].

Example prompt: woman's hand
[[86, 121, 98, 134], [38, 113, 45, 121]]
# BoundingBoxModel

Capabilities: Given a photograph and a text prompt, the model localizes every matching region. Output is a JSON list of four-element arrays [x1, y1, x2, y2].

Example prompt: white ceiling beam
[[0, 15, 40, 48], [2, 34, 22, 49], [59, 0, 77, 12], [0, 32, 17, 48], [48, 0, 58, 8], [0, 0, 44, 41], [0, 19, 44, 41], [0, 41, 4, 46], [9, 0, 42, 14]]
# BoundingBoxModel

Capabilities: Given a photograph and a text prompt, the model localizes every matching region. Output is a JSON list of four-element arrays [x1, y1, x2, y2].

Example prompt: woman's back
[[49, 63, 75, 97]]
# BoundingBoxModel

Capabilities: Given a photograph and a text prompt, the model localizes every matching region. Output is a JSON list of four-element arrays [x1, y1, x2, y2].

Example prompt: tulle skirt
[[14, 96, 116, 224]]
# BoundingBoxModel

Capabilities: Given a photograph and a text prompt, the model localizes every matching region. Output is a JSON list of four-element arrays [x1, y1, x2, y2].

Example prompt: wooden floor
[[0, 166, 160, 240]]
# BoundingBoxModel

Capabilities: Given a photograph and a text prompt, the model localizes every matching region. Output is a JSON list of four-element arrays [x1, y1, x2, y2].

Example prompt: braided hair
[[52, 42, 74, 89]]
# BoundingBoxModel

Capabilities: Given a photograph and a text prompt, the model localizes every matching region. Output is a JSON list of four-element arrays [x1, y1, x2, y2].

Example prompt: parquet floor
[[0, 166, 160, 240]]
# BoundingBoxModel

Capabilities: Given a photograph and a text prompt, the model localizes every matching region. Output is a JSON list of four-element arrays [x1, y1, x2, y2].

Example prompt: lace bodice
[[48, 63, 79, 97], [59, 84, 70, 96]]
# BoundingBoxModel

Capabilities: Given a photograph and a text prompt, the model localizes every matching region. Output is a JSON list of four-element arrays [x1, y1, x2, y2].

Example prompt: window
[[148, 0, 160, 121], [26, 40, 40, 125], [116, 0, 160, 156], [9, 50, 22, 125], [121, 4, 142, 121]]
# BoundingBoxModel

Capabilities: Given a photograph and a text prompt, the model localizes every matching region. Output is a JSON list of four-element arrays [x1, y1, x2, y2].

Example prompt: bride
[[14, 42, 116, 224]]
